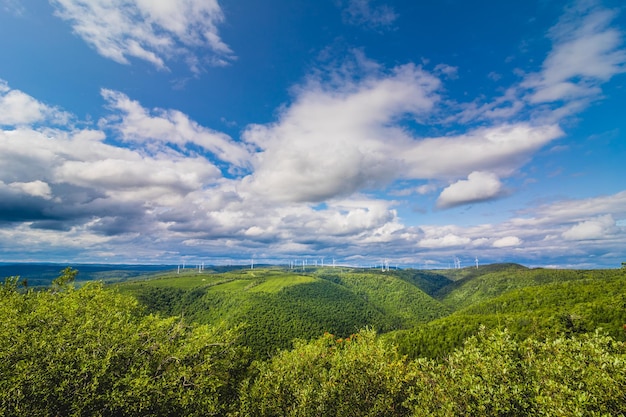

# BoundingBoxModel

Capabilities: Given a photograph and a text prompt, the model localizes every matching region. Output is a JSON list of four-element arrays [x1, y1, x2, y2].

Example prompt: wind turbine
[[475, 257, 479, 269]]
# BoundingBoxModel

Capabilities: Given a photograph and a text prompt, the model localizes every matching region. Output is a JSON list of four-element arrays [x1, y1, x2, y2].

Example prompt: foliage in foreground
[[0, 276, 248, 417], [241, 328, 626, 417]]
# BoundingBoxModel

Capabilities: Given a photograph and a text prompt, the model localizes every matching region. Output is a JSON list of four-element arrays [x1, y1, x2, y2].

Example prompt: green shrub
[[0, 280, 248, 417], [238, 329, 417, 417]]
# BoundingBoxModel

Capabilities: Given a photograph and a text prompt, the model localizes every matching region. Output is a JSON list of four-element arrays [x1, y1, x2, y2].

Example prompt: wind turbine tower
[[475, 257, 479, 269]]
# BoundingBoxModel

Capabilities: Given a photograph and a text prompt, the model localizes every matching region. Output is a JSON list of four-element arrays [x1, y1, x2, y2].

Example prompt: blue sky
[[0, 0, 625, 268]]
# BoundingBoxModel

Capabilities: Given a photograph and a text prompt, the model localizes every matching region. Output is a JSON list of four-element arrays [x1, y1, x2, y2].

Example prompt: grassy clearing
[[208, 279, 252, 292], [248, 275, 316, 293], [117, 272, 226, 291]]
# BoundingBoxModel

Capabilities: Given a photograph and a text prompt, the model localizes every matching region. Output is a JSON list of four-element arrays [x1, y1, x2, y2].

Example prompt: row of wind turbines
[[175, 255, 481, 274]]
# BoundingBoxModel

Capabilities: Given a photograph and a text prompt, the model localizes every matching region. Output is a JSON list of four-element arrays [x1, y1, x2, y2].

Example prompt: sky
[[0, 0, 625, 268]]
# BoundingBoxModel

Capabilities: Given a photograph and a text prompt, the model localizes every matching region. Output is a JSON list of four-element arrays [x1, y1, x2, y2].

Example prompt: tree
[[51, 266, 78, 290]]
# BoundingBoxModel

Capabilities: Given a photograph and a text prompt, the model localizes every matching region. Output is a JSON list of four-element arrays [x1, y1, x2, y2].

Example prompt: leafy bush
[[0, 278, 248, 417], [238, 329, 417, 417], [406, 328, 626, 416], [240, 327, 626, 417]]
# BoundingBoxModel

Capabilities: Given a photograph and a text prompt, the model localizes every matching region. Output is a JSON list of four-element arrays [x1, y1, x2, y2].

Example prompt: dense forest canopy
[[1, 264, 625, 416]]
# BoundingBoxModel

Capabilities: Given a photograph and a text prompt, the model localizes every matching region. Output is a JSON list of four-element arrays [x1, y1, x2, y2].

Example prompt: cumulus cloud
[[525, 191, 626, 224], [49, 0, 234, 71], [434, 63, 458, 79], [562, 214, 615, 240], [405, 124, 563, 179], [419, 233, 472, 249], [242, 62, 441, 202], [7, 181, 53, 200], [0, 79, 70, 126], [0, 80, 413, 262], [0, 83, 228, 235], [242, 56, 563, 204], [436, 171, 504, 208], [492, 236, 522, 248]]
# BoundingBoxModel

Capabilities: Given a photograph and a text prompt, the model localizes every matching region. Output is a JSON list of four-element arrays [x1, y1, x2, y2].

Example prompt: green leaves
[[239, 329, 417, 417], [238, 326, 626, 417], [0, 282, 247, 417]]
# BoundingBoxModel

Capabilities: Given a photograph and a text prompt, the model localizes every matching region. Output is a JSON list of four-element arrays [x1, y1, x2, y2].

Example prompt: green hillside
[[387, 267, 626, 359], [117, 267, 452, 357], [116, 264, 626, 359], [315, 270, 450, 326], [436, 265, 616, 310]]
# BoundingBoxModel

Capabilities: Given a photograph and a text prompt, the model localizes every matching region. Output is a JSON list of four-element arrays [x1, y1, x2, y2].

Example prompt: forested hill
[[113, 264, 626, 358], [435, 265, 619, 310], [116, 267, 450, 356], [388, 266, 626, 359]]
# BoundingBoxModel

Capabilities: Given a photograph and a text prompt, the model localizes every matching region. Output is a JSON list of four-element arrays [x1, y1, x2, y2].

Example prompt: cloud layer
[[1, 1, 625, 267]]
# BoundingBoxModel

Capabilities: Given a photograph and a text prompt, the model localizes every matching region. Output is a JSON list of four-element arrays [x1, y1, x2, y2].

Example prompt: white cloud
[[242, 57, 563, 204], [450, 2, 625, 126], [492, 236, 522, 247], [0, 81, 414, 261], [0, 85, 233, 237], [8, 181, 53, 200], [419, 233, 472, 248], [49, 0, 234, 71], [525, 190, 626, 224], [0, 80, 69, 126], [100, 89, 251, 168], [436, 171, 503, 208], [562, 214, 615, 240], [1, 0, 24, 15], [243, 62, 441, 202], [341, 0, 397, 29], [523, 3, 626, 104], [434, 63, 458, 79], [403, 124, 564, 179]]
